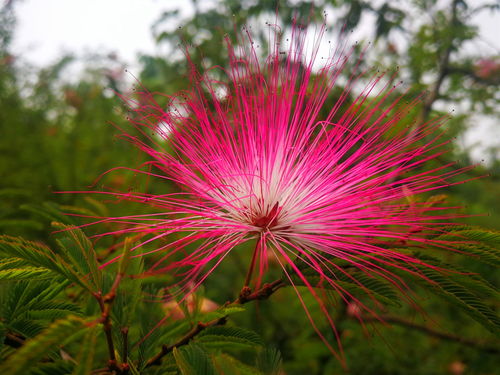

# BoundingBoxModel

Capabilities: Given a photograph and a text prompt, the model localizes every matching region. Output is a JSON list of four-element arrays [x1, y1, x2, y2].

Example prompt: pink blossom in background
[[88, 20, 471, 360], [475, 57, 500, 82]]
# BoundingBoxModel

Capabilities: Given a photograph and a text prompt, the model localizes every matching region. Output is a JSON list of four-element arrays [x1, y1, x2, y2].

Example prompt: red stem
[[243, 237, 261, 287]]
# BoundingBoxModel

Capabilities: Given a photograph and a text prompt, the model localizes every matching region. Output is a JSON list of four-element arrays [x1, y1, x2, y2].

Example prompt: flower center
[[251, 202, 281, 230]]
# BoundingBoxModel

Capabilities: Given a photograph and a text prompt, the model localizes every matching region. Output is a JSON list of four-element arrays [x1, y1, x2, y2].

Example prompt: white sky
[[9, 0, 500, 161], [11, 0, 172, 67], [11, 0, 499, 66]]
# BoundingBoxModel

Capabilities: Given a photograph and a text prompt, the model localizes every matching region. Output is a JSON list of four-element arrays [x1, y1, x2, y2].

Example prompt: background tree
[[0, 1, 498, 374]]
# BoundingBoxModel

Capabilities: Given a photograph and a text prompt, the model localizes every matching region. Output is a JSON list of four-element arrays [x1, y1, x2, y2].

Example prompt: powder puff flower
[[90, 20, 469, 360]]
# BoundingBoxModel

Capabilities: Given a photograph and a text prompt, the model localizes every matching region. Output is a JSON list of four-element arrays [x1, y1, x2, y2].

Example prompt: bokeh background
[[1, 0, 499, 374]]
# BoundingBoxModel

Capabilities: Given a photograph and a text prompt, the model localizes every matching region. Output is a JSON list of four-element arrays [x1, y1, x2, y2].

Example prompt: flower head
[[94, 20, 468, 360]]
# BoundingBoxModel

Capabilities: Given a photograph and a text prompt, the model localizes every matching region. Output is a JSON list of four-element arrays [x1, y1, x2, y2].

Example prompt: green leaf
[[7, 319, 45, 339], [72, 325, 99, 375], [25, 361, 73, 375], [289, 270, 401, 308], [336, 272, 401, 307], [256, 347, 283, 375], [0, 281, 81, 344], [1, 280, 67, 322], [432, 227, 500, 267], [1, 278, 80, 339], [196, 326, 263, 350], [136, 294, 180, 367], [213, 352, 260, 375], [441, 227, 500, 246], [0, 266, 54, 282], [127, 361, 142, 375], [118, 237, 133, 275], [0, 315, 87, 375], [0, 235, 93, 291], [53, 222, 102, 291], [200, 306, 246, 322], [173, 344, 217, 375], [112, 257, 144, 328], [26, 300, 82, 321], [411, 263, 500, 334], [416, 252, 498, 299]]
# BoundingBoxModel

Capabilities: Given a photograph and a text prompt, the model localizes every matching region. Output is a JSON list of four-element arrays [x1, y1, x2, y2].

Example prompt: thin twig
[[4, 332, 24, 348], [121, 327, 129, 363], [4, 332, 75, 364], [237, 279, 285, 304], [90, 368, 112, 375], [94, 267, 126, 373], [417, 0, 460, 128], [361, 314, 499, 354], [145, 317, 227, 367], [121, 327, 130, 373], [145, 278, 284, 367]]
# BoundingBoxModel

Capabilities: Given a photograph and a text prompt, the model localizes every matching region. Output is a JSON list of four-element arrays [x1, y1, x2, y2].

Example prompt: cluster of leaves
[[0, 212, 284, 374], [0, 203, 498, 374], [299, 226, 500, 329]]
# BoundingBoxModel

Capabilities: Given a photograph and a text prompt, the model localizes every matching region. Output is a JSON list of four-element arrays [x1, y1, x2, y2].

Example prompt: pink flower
[[474, 57, 500, 81], [92, 20, 470, 361]]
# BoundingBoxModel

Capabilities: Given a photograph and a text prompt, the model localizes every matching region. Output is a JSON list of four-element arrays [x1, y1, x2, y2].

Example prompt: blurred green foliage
[[0, 0, 499, 374]]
